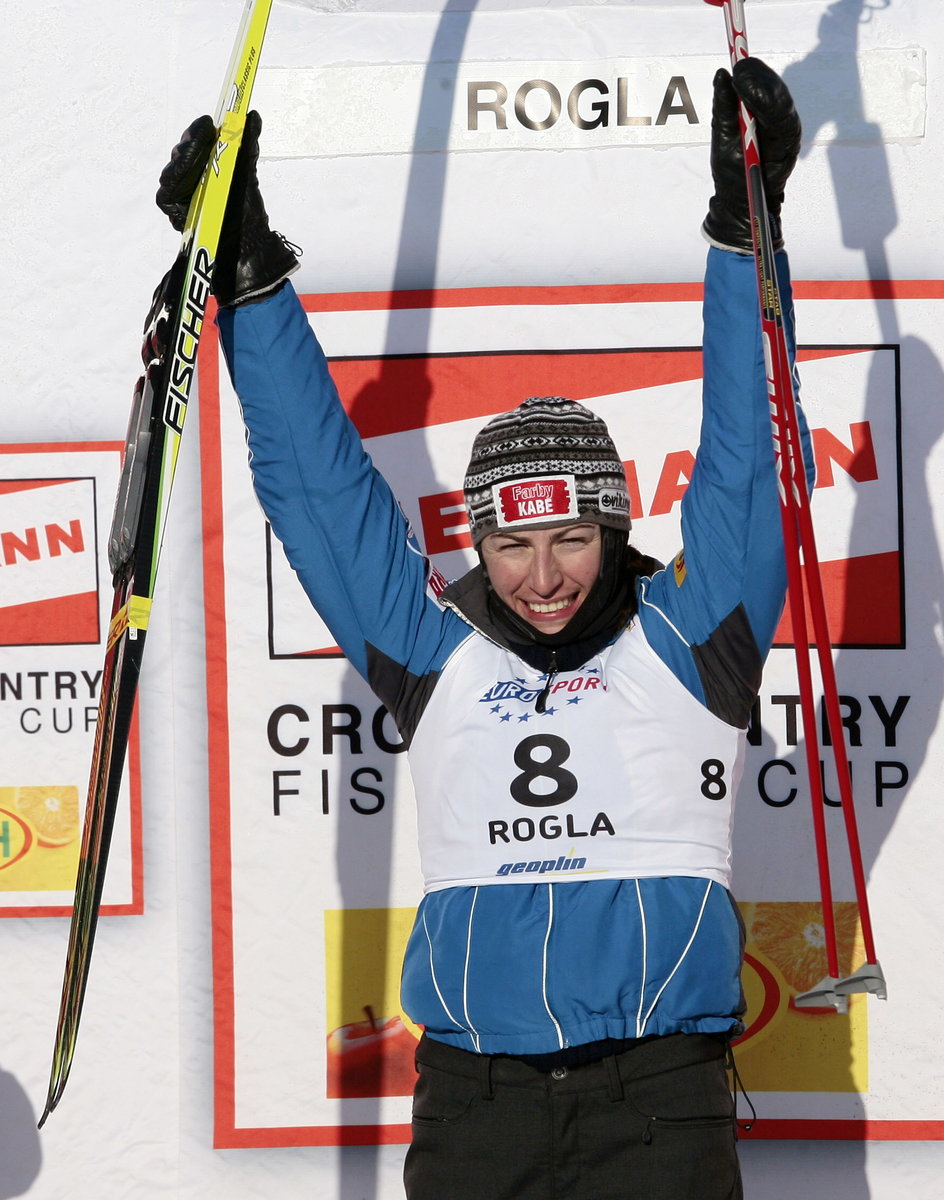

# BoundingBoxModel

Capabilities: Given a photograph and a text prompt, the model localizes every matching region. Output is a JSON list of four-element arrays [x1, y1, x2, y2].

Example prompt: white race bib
[[409, 620, 744, 892]]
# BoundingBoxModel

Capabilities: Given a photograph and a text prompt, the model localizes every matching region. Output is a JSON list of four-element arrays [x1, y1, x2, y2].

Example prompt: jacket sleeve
[[216, 283, 466, 740], [638, 246, 814, 727]]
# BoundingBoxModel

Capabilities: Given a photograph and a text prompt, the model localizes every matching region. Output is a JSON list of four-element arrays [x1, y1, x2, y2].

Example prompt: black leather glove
[[156, 111, 299, 306], [702, 57, 802, 255]]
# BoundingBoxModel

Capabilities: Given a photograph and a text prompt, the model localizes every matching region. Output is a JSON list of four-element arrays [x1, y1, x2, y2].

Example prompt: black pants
[[404, 1034, 743, 1200]]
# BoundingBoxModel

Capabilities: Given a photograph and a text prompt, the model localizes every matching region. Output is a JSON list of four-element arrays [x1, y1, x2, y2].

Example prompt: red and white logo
[[0, 477, 99, 646], [494, 475, 579, 528]]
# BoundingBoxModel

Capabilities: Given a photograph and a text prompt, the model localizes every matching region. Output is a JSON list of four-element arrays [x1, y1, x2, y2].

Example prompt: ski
[[39, 0, 274, 1125]]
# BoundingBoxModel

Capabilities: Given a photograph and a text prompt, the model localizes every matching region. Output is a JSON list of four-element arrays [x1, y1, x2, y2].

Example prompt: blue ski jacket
[[218, 246, 812, 1056]]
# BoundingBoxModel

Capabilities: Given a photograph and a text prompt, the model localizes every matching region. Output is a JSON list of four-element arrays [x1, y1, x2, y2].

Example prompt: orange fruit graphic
[[14, 786, 80, 848], [747, 901, 864, 994]]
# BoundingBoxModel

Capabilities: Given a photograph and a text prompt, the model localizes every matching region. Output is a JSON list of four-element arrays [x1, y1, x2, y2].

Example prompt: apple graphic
[[326, 1006, 419, 1098]]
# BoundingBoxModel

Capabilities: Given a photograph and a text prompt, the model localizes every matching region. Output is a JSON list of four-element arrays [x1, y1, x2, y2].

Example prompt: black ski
[[40, 0, 274, 1124]]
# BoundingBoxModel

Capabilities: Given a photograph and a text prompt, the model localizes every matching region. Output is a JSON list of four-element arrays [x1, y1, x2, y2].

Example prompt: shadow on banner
[[331, 2, 477, 1197], [0, 1065, 41, 1198]]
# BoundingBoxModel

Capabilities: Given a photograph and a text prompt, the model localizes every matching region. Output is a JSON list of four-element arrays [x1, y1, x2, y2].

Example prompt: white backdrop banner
[[199, 278, 944, 1146]]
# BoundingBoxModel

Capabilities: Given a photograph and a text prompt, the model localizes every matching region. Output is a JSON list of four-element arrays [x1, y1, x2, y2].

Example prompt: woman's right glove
[[702, 57, 802, 255], [156, 111, 299, 306]]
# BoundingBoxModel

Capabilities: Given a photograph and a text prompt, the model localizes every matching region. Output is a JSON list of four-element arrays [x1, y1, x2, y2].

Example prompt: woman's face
[[480, 523, 602, 635]]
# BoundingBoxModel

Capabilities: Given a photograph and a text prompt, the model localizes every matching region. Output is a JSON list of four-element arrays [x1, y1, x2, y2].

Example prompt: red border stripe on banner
[[300, 281, 706, 312], [296, 279, 944, 314], [213, 1118, 944, 1148], [198, 304, 240, 1144]]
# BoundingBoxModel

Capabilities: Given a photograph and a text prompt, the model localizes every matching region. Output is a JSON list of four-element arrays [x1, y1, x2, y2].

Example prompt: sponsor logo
[[0, 478, 99, 647], [1, 518, 85, 564], [0, 808, 34, 872], [597, 486, 630, 517], [494, 475, 578, 527], [467, 75, 698, 134], [226, 45, 257, 132], [480, 679, 544, 706], [163, 247, 214, 435], [490, 812, 615, 845], [480, 673, 604, 716], [674, 550, 687, 586], [496, 854, 588, 877], [723, 1, 750, 69]]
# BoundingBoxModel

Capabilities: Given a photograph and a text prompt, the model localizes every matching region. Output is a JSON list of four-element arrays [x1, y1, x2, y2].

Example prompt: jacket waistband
[[416, 1031, 728, 1099]]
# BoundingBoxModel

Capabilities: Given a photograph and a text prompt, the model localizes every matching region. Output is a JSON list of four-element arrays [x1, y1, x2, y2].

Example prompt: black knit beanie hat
[[463, 396, 631, 546]]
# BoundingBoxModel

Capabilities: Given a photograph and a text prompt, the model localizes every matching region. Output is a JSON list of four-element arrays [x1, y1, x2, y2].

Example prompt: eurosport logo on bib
[[480, 670, 606, 722], [0, 478, 100, 647]]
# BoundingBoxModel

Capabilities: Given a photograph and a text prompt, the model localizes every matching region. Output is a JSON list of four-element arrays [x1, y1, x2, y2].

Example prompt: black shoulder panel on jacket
[[365, 642, 441, 749], [691, 603, 764, 729]]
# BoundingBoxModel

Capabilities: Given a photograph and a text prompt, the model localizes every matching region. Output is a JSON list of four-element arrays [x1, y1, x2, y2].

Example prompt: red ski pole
[[705, 0, 885, 1006]]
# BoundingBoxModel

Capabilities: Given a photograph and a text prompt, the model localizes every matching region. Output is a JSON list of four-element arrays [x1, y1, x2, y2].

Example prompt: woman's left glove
[[702, 57, 802, 254]]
